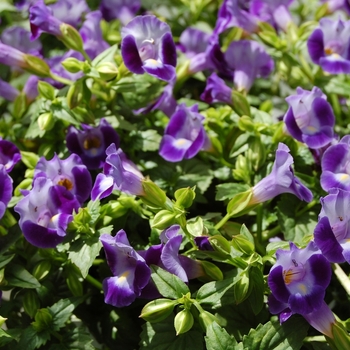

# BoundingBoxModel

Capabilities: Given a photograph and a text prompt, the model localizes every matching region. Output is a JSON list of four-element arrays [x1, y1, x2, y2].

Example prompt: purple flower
[[200, 72, 233, 105], [307, 18, 350, 74], [50, 0, 89, 27], [320, 135, 350, 192], [194, 236, 214, 251], [91, 144, 144, 200], [79, 11, 109, 60], [34, 154, 92, 204], [178, 27, 211, 59], [321, 0, 350, 14], [0, 41, 30, 70], [268, 241, 333, 334], [250, 143, 313, 204], [224, 40, 274, 92], [66, 118, 120, 170], [0, 80, 20, 102], [100, 230, 151, 307], [121, 15, 177, 82], [14, 177, 80, 248], [314, 188, 350, 264], [100, 0, 140, 25], [0, 138, 21, 173], [23, 75, 39, 103], [0, 166, 13, 220], [284, 87, 335, 149], [159, 104, 208, 162]]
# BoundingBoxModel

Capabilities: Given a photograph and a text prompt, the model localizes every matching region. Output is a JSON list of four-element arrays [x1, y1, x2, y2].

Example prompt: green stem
[[81, 50, 92, 64], [85, 274, 103, 290], [262, 225, 281, 241], [295, 199, 318, 218], [50, 73, 73, 86], [333, 263, 350, 296], [256, 204, 263, 244], [214, 213, 231, 231]]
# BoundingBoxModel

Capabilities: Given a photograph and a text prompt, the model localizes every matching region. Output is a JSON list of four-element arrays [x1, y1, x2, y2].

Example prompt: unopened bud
[[32, 260, 51, 281], [23, 290, 40, 318], [38, 112, 54, 131], [61, 57, 84, 73], [60, 23, 84, 53], [23, 54, 51, 77], [231, 234, 255, 255], [96, 62, 118, 80], [140, 299, 177, 323], [174, 187, 196, 209], [151, 210, 176, 230], [234, 269, 250, 304], [37, 81, 56, 101], [198, 310, 220, 331], [174, 309, 194, 335], [141, 178, 167, 208]]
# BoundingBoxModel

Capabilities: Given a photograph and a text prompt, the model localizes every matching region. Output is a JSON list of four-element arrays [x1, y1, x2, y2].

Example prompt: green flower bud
[[37, 81, 56, 101], [32, 260, 51, 281], [0, 316, 7, 327], [238, 115, 255, 132], [32, 308, 53, 332], [151, 210, 176, 230], [23, 54, 51, 77], [140, 299, 177, 323], [96, 62, 118, 80], [38, 112, 55, 131], [20, 151, 39, 169], [329, 321, 350, 349], [61, 57, 85, 73], [174, 309, 194, 335], [200, 260, 223, 281], [209, 235, 231, 256], [198, 310, 220, 332], [232, 90, 251, 116], [66, 271, 83, 297], [231, 234, 255, 255], [23, 290, 40, 318], [234, 269, 250, 304], [174, 187, 196, 209], [141, 178, 167, 208], [186, 216, 205, 237], [226, 189, 253, 217], [59, 23, 84, 53]]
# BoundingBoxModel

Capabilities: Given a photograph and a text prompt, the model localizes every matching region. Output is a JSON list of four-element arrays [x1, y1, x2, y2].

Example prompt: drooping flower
[[284, 87, 335, 149], [0, 138, 21, 173], [121, 15, 177, 82], [0, 41, 33, 70], [314, 188, 350, 264], [159, 104, 208, 162], [224, 40, 274, 92], [66, 119, 120, 170], [268, 241, 335, 337], [200, 72, 233, 105], [14, 177, 80, 248], [249, 143, 313, 205], [0, 80, 20, 102], [100, 230, 151, 307], [320, 135, 350, 192], [307, 18, 350, 74], [91, 143, 144, 200], [100, 0, 140, 25], [50, 0, 89, 27], [34, 153, 92, 204], [0, 166, 13, 220]]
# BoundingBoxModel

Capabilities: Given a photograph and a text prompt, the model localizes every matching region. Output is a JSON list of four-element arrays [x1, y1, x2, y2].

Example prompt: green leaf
[[20, 151, 40, 169], [139, 314, 204, 350], [150, 265, 190, 299], [242, 316, 309, 350], [51, 103, 79, 125], [0, 328, 15, 348], [140, 129, 161, 151], [17, 326, 51, 350], [91, 44, 118, 66], [215, 183, 250, 201], [6, 264, 41, 289], [0, 253, 14, 269], [247, 267, 264, 315], [205, 322, 239, 350], [68, 238, 102, 278], [196, 270, 240, 308], [232, 91, 251, 117]]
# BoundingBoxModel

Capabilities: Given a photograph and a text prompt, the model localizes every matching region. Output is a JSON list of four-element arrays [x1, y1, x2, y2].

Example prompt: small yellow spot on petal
[[325, 47, 333, 55], [119, 270, 130, 282], [340, 174, 349, 182], [57, 178, 74, 191], [306, 125, 317, 133], [298, 283, 307, 294]]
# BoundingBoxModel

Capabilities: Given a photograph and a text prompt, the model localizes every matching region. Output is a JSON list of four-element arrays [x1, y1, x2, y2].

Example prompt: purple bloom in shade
[[23, 75, 39, 103], [159, 104, 208, 162], [50, 0, 89, 27], [321, 0, 350, 14], [214, 0, 259, 35], [0, 41, 30, 70], [0, 138, 21, 173], [0, 79, 20, 102], [1, 26, 42, 57], [307, 18, 350, 74], [250, 143, 313, 205], [14, 177, 80, 248], [29, 0, 63, 40], [268, 242, 335, 337], [178, 27, 211, 59], [79, 11, 109, 60], [250, 0, 294, 32], [100, 230, 151, 307], [100, 0, 140, 25], [224, 40, 274, 92], [134, 84, 177, 117], [0, 166, 13, 220], [121, 15, 177, 82], [34, 154, 92, 204], [314, 188, 350, 264], [320, 135, 350, 192], [200, 72, 233, 105], [91, 144, 144, 200], [284, 87, 335, 149], [194, 236, 214, 251], [66, 118, 120, 170]]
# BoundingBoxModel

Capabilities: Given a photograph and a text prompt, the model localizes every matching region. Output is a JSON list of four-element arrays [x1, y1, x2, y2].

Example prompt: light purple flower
[[50, 0, 89, 27], [91, 143, 144, 200], [100, 230, 151, 307], [159, 104, 208, 162], [14, 177, 80, 248], [314, 188, 350, 264], [79, 11, 109, 60], [0, 138, 21, 173], [0, 41, 30, 70], [34, 154, 92, 204], [66, 118, 120, 170], [224, 40, 274, 92], [284, 87, 335, 149], [121, 15, 177, 82], [0, 165, 13, 220], [250, 143, 313, 204], [178, 27, 211, 59], [0, 79, 20, 102], [320, 135, 350, 192], [268, 242, 333, 330], [307, 18, 350, 74], [200, 72, 233, 105], [23, 75, 39, 103], [321, 0, 350, 14], [100, 0, 140, 25]]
